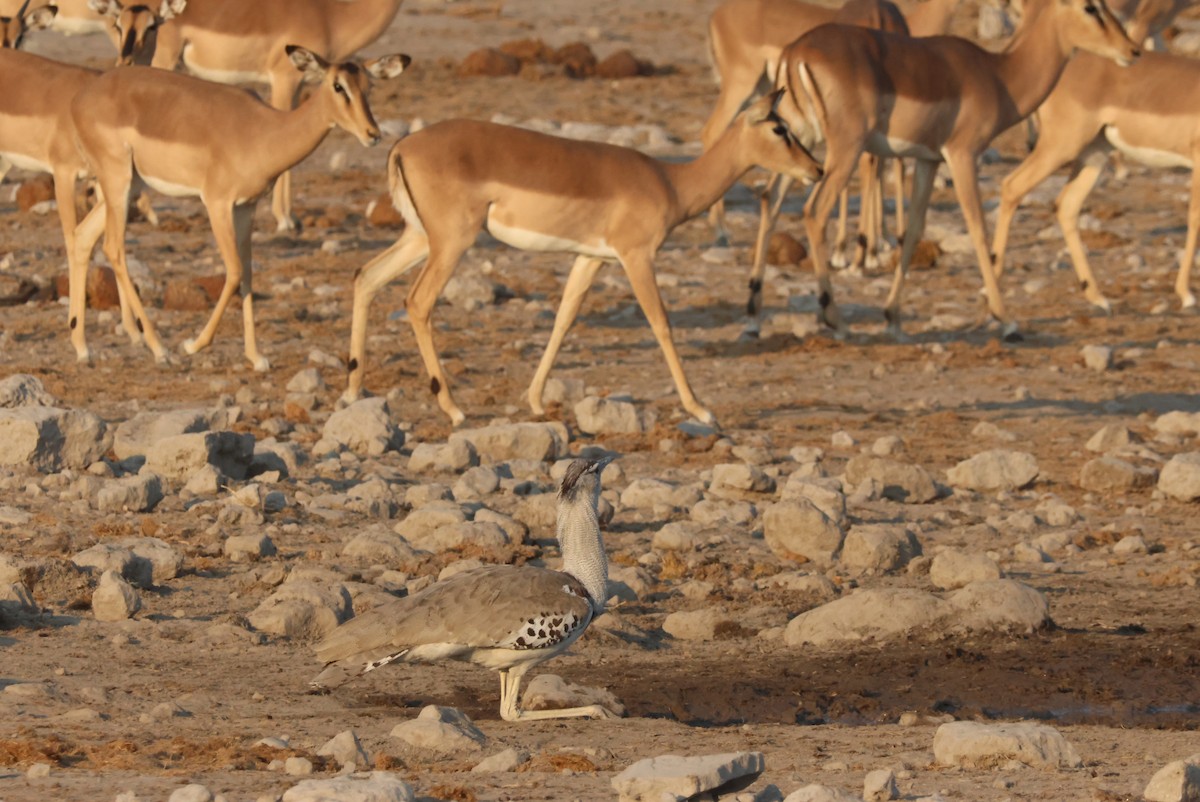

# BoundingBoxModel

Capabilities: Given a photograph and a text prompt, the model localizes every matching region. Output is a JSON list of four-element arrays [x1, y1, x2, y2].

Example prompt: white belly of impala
[[0, 152, 52, 174], [51, 17, 106, 35], [183, 46, 269, 85], [1105, 128, 1192, 169], [141, 174, 199, 198], [486, 215, 618, 259]]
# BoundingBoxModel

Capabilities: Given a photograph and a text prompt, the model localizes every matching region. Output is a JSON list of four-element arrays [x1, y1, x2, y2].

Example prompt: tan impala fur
[[0, 2, 177, 349], [993, 51, 1200, 312], [701, 0, 962, 258], [69, 47, 409, 370], [775, 0, 1139, 337], [343, 91, 823, 428], [150, 0, 405, 232]]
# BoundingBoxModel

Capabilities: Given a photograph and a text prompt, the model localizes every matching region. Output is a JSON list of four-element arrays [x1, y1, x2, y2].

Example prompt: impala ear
[[88, 0, 121, 17], [746, 88, 785, 124], [25, 4, 56, 28], [158, 0, 186, 20], [287, 44, 329, 80], [364, 53, 411, 80]]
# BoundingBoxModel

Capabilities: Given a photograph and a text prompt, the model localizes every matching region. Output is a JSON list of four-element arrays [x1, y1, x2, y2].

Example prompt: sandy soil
[[2, 1, 1199, 800]]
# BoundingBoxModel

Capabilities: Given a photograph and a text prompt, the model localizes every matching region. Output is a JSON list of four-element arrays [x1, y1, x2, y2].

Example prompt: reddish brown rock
[[458, 48, 520, 77], [499, 38, 553, 64], [767, 232, 807, 266], [163, 275, 228, 312], [52, 266, 122, 310], [596, 49, 652, 79], [367, 192, 405, 228], [16, 175, 55, 213], [912, 239, 941, 270], [553, 42, 597, 78]]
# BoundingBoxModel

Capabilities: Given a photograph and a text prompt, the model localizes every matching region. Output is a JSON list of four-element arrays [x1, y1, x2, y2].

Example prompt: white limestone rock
[[72, 543, 153, 588], [322, 398, 404, 456], [471, 747, 530, 773], [113, 409, 219, 460], [1154, 411, 1200, 437], [224, 533, 277, 562], [784, 589, 945, 647], [946, 580, 1050, 634], [393, 501, 467, 540], [281, 773, 413, 802], [863, 768, 898, 801], [946, 449, 1038, 492], [932, 721, 1082, 769], [929, 549, 1002, 590], [612, 751, 766, 802], [762, 499, 845, 566], [0, 374, 58, 408], [783, 785, 863, 802], [97, 473, 164, 513], [575, 395, 655, 435], [145, 431, 254, 481], [663, 606, 735, 641], [1143, 754, 1200, 802], [840, 525, 921, 574], [780, 476, 846, 526], [247, 580, 351, 639], [92, 570, 141, 621], [116, 537, 183, 583], [1079, 456, 1157, 492], [405, 521, 509, 554], [408, 439, 478, 473], [448, 422, 569, 462], [0, 406, 111, 472], [709, 463, 776, 496], [1080, 344, 1113, 371], [390, 705, 487, 754], [452, 465, 500, 500], [843, 455, 937, 504], [1158, 453, 1200, 501], [343, 528, 422, 563], [316, 730, 370, 770], [168, 785, 213, 802], [1086, 423, 1139, 453], [621, 478, 702, 511]]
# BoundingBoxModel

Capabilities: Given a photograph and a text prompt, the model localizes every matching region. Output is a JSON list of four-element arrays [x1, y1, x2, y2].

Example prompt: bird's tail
[[309, 647, 411, 692]]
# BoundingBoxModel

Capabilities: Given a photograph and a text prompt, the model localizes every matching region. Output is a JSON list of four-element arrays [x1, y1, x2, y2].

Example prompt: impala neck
[[557, 480, 608, 613], [905, 0, 958, 36], [268, 88, 341, 178], [326, 0, 403, 59], [662, 127, 752, 224], [991, 0, 1074, 125]]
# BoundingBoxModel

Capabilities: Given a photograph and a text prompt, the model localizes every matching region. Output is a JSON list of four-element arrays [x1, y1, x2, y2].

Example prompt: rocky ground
[[2, 0, 1200, 801]]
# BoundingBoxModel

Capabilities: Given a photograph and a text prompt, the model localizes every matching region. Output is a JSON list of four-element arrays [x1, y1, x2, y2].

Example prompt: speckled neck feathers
[[556, 461, 609, 613]]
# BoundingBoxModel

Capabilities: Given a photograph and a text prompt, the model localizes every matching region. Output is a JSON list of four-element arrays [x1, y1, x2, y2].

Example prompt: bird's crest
[[558, 456, 613, 500]]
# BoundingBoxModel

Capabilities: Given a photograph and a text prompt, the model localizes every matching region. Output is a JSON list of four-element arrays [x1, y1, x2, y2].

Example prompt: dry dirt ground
[[2, 1, 1200, 800]]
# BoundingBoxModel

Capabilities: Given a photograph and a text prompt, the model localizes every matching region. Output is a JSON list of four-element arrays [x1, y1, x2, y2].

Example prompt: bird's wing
[[313, 564, 593, 667]]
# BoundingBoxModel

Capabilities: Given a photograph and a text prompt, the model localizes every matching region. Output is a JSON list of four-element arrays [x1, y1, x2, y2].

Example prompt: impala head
[[741, 89, 824, 185], [287, 45, 411, 148], [1052, 0, 1140, 66], [1, 1, 56, 49], [90, 0, 184, 65]]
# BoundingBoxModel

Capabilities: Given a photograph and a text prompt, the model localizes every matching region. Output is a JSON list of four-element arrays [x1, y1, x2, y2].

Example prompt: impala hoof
[[1182, 294, 1196, 310], [181, 338, 201, 356], [74, 348, 91, 366], [251, 356, 271, 373]]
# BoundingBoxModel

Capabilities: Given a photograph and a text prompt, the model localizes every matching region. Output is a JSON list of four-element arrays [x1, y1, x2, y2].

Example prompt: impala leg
[[1055, 149, 1111, 312], [883, 158, 937, 336], [68, 199, 105, 363], [832, 185, 851, 269], [183, 202, 260, 366], [344, 229, 431, 404], [97, 175, 167, 362], [268, 70, 303, 233], [52, 167, 87, 361], [855, 151, 882, 270], [802, 149, 861, 332], [233, 202, 269, 369], [946, 152, 1011, 330], [498, 668, 618, 722], [528, 255, 604, 416], [747, 173, 791, 319], [992, 131, 1085, 282], [405, 230, 477, 426], [0, 156, 10, 186], [1178, 152, 1200, 309], [149, 20, 183, 70], [620, 248, 716, 425], [891, 158, 905, 237], [701, 70, 760, 247]]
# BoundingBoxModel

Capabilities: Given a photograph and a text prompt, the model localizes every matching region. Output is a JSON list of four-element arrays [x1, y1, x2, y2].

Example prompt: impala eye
[[334, 81, 347, 98], [773, 124, 787, 136], [1085, 3, 1101, 16]]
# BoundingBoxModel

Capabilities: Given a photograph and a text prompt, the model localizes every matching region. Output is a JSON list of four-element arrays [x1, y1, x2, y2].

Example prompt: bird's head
[[558, 456, 613, 504]]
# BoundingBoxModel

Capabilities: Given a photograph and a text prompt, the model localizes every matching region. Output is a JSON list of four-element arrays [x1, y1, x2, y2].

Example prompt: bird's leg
[[497, 669, 620, 722]]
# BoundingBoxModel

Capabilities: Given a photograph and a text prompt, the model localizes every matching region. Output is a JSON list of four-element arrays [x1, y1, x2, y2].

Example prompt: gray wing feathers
[[313, 565, 591, 667]]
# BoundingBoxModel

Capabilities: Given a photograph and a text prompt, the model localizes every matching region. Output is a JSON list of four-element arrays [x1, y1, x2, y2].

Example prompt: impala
[[343, 91, 823, 428], [150, 0, 405, 232], [772, 0, 1139, 337], [0, 0, 54, 49], [702, 0, 962, 278], [68, 46, 409, 370], [0, 0, 179, 347], [992, 50, 1200, 312]]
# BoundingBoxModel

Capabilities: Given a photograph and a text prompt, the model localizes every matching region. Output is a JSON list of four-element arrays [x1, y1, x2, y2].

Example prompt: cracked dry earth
[[2, 0, 1200, 800]]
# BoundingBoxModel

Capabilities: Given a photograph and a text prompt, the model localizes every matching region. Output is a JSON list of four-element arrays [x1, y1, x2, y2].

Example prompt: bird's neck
[[557, 495, 608, 613]]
